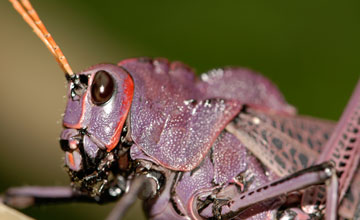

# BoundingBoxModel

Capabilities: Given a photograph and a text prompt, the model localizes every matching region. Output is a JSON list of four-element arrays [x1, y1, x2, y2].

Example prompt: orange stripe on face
[[66, 152, 75, 167]]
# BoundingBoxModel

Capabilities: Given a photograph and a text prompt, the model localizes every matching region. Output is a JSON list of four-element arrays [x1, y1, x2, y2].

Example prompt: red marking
[[106, 74, 134, 151], [66, 152, 75, 167], [117, 58, 139, 66]]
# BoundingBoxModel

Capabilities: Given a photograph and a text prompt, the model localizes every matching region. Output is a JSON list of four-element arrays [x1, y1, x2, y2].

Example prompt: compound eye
[[91, 70, 115, 105]]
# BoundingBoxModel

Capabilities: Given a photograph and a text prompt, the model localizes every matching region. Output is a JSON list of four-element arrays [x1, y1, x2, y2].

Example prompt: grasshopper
[[1, 1, 360, 219]]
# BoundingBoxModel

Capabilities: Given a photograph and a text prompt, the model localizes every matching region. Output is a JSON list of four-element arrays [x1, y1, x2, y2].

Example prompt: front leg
[[1, 186, 94, 209]]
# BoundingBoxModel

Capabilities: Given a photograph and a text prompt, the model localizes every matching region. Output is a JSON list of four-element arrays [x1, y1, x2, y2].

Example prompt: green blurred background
[[0, 0, 359, 219]]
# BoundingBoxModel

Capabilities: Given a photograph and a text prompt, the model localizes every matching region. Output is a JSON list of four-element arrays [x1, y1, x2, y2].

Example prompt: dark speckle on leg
[[275, 156, 286, 169], [307, 137, 314, 149], [272, 137, 283, 150], [298, 153, 309, 168]]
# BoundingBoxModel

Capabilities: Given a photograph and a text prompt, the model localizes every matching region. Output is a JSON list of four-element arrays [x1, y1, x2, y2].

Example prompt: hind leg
[[302, 79, 360, 216], [339, 162, 360, 219]]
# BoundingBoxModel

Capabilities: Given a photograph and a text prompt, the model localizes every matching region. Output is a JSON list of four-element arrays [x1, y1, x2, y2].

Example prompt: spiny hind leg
[[301, 79, 360, 217], [338, 162, 360, 219]]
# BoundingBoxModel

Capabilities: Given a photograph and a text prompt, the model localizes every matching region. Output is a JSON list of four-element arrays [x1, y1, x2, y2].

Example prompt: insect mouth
[[67, 152, 121, 199], [59, 128, 133, 199], [58, 129, 111, 197], [60, 128, 104, 171]]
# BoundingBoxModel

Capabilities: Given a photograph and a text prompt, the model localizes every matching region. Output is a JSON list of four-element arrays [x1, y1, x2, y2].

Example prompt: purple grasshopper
[[3, 0, 360, 219]]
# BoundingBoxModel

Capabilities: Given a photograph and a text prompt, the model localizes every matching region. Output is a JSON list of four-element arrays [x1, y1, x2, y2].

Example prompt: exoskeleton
[[2, 1, 360, 219]]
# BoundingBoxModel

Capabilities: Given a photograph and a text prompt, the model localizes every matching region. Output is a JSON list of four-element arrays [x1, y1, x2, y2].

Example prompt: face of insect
[[59, 64, 134, 198]]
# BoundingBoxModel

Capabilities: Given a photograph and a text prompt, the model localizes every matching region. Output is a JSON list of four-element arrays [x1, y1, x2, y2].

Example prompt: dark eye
[[91, 70, 115, 105]]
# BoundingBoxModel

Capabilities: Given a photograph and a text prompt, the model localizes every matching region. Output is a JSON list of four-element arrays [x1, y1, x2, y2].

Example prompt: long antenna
[[9, 0, 74, 76]]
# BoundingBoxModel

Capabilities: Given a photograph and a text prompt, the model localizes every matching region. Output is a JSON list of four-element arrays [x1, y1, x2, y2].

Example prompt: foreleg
[[1, 186, 93, 209]]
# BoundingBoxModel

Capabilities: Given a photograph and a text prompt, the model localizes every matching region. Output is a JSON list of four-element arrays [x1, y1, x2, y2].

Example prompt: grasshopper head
[[10, 0, 135, 200], [60, 64, 134, 199]]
